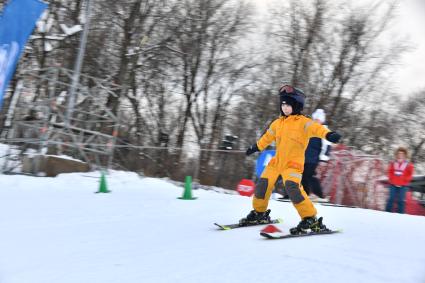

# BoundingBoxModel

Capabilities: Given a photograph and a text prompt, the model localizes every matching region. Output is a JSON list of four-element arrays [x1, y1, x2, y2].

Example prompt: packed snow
[[0, 171, 424, 283]]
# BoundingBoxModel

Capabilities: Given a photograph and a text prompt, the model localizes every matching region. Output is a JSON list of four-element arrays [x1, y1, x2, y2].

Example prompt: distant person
[[385, 147, 414, 214], [242, 84, 341, 235], [301, 109, 331, 199]]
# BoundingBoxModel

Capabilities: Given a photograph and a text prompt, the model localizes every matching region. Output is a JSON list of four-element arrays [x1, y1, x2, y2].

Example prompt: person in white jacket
[[301, 109, 331, 198]]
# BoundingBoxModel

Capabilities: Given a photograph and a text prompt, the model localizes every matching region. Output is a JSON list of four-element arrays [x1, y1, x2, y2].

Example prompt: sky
[[0, 170, 424, 283], [248, 0, 425, 95], [393, 0, 425, 93]]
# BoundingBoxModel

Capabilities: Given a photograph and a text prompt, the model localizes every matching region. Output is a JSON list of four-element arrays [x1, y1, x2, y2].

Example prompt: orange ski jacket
[[256, 115, 331, 172]]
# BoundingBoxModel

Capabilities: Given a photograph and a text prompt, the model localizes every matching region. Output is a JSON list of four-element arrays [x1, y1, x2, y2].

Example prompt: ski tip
[[318, 229, 343, 235], [260, 232, 275, 239], [214, 223, 231, 230]]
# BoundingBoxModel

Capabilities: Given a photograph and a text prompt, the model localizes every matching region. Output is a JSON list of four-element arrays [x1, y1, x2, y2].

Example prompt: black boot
[[239, 209, 271, 225], [289, 216, 328, 235]]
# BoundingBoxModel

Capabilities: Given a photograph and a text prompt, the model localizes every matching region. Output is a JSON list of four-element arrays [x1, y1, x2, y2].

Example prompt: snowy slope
[[0, 171, 424, 283]]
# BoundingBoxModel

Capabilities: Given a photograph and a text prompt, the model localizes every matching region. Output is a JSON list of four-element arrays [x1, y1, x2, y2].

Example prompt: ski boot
[[239, 209, 271, 226], [289, 216, 329, 235]]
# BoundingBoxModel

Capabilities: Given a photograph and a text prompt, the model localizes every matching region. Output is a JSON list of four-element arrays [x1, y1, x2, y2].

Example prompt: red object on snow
[[405, 192, 425, 216], [261, 224, 282, 233], [236, 179, 255, 197]]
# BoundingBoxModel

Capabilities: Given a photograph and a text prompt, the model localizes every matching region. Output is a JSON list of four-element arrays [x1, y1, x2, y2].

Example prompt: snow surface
[[0, 171, 424, 283]]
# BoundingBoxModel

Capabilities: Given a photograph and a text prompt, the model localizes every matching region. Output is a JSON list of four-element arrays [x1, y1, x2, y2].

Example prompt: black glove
[[326, 131, 341, 143], [246, 144, 259, 156]]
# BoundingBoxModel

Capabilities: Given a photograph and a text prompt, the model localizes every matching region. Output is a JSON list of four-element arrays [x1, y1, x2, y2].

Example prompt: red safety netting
[[317, 145, 388, 210]]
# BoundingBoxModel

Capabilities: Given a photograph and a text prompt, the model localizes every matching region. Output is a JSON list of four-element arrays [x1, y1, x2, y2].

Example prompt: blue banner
[[0, 0, 48, 108], [255, 149, 276, 178]]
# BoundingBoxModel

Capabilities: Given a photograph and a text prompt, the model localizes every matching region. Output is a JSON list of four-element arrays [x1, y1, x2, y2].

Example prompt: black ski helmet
[[279, 85, 305, 115]]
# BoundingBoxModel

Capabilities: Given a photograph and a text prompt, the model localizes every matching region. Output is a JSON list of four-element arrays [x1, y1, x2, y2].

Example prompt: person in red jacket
[[386, 147, 414, 213]]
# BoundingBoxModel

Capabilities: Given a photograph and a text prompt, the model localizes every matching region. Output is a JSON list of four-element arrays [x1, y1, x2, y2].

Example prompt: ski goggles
[[279, 85, 305, 97]]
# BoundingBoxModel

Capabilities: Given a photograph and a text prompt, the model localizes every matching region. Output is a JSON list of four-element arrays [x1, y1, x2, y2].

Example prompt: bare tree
[[246, 0, 406, 143], [162, 0, 252, 146], [395, 90, 425, 165]]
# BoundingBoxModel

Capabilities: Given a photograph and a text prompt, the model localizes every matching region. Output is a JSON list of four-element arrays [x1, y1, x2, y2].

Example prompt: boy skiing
[[241, 85, 341, 234]]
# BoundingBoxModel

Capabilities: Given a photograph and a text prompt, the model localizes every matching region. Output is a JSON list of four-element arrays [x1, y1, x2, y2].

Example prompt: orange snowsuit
[[253, 115, 330, 219]]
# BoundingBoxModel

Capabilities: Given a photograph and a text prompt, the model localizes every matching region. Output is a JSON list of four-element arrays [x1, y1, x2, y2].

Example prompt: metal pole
[[39, 68, 57, 153], [65, 0, 92, 127], [1, 80, 23, 173], [2, 80, 23, 135], [107, 110, 120, 170]]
